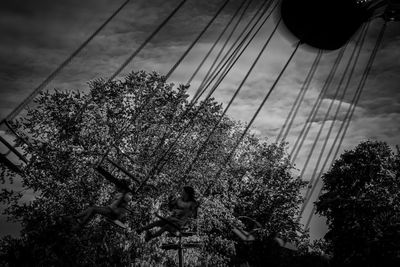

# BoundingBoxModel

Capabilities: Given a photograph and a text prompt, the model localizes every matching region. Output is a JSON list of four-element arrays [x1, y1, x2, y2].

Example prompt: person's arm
[[168, 196, 178, 210]]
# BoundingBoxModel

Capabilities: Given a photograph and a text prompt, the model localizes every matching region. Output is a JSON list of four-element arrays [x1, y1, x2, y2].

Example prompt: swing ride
[[0, 0, 399, 263]]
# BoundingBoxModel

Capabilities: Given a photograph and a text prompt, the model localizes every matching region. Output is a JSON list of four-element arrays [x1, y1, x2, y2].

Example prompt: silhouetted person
[[138, 186, 197, 241], [67, 180, 132, 229]]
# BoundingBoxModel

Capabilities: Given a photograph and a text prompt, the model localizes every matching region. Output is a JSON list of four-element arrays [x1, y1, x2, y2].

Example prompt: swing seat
[[182, 241, 202, 248], [155, 199, 200, 239], [232, 227, 255, 242], [155, 214, 197, 237], [161, 241, 202, 250], [96, 162, 155, 195], [232, 216, 261, 242], [168, 230, 196, 238], [281, 0, 371, 50], [0, 153, 23, 174], [274, 237, 298, 251], [0, 134, 27, 174]]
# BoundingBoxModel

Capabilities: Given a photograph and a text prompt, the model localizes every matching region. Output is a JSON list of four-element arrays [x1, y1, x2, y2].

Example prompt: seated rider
[[137, 186, 198, 241], [68, 179, 132, 229]]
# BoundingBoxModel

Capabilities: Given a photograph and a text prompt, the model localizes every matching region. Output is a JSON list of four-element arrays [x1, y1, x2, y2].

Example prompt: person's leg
[[78, 206, 114, 226], [144, 223, 181, 241], [137, 220, 165, 233], [145, 226, 168, 241], [73, 208, 91, 219]]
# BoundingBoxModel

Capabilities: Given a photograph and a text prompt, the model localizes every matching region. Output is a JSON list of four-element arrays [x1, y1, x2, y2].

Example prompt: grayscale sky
[[0, 0, 399, 240]]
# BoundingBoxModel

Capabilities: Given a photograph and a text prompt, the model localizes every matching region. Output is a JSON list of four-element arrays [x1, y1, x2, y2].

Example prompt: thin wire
[[137, 0, 256, 171], [110, 0, 188, 81], [135, 0, 249, 163], [303, 21, 386, 230], [1, 0, 188, 173], [280, 51, 322, 143], [155, 0, 278, 172], [275, 50, 323, 143], [304, 180, 322, 230], [298, 23, 369, 219], [137, 0, 276, 191], [4, 0, 132, 122], [195, 0, 266, 95], [186, 0, 250, 86], [332, 21, 386, 177], [208, 41, 301, 194], [297, 35, 365, 201], [71, 0, 189, 127], [165, 0, 231, 79], [183, 18, 282, 177], [289, 43, 348, 164], [190, 0, 254, 102], [193, 0, 278, 105], [194, 0, 273, 102], [0, 0, 134, 170], [97, 91, 160, 167]]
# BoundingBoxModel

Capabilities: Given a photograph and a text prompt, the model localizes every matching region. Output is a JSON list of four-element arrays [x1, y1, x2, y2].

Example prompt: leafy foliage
[[316, 140, 400, 267], [0, 70, 305, 266]]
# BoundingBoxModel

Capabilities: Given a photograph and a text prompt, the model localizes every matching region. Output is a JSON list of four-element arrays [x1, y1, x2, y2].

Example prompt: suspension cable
[[68, 0, 189, 128], [3, 0, 132, 122], [136, 1, 276, 191], [190, 0, 254, 102], [302, 21, 386, 229], [166, 0, 231, 79], [280, 50, 321, 143], [303, 180, 323, 230], [289, 43, 348, 164], [163, 1, 275, 149], [298, 23, 369, 219], [154, 0, 278, 174], [194, 0, 273, 102], [73, 0, 189, 183], [296, 34, 365, 201], [183, 18, 282, 177], [155, 0, 262, 145], [110, 0, 188, 81], [331, 21, 387, 177], [193, 0, 278, 105], [207, 41, 301, 195], [186, 0, 250, 86], [119, 0, 235, 157], [195, 0, 265, 90], [275, 50, 323, 143]]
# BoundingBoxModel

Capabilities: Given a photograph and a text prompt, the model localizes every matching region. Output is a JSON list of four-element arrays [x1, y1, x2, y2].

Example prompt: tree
[[0, 70, 305, 266], [316, 140, 400, 267]]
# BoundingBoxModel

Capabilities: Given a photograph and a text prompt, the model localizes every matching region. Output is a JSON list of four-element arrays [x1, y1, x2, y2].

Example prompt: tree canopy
[[0, 70, 306, 266], [316, 140, 400, 267]]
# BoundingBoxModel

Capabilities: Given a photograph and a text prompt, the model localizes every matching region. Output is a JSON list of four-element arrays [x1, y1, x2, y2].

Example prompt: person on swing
[[67, 179, 132, 229], [137, 186, 198, 241]]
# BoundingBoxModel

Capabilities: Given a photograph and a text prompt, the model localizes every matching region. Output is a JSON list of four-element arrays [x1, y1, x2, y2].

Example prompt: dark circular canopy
[[281, 0, 372, 50]]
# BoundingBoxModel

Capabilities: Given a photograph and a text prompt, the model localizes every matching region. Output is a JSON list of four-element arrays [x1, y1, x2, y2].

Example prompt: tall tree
[[316, 140, 400, 267], [1, 70, 305, 266]]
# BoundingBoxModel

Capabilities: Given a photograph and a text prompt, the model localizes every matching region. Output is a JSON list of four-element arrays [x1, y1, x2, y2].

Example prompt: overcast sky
[[0, 0, 399, 240]]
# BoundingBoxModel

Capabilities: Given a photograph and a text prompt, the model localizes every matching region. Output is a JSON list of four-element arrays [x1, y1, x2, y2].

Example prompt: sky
[[0, 0, 399, 241]]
